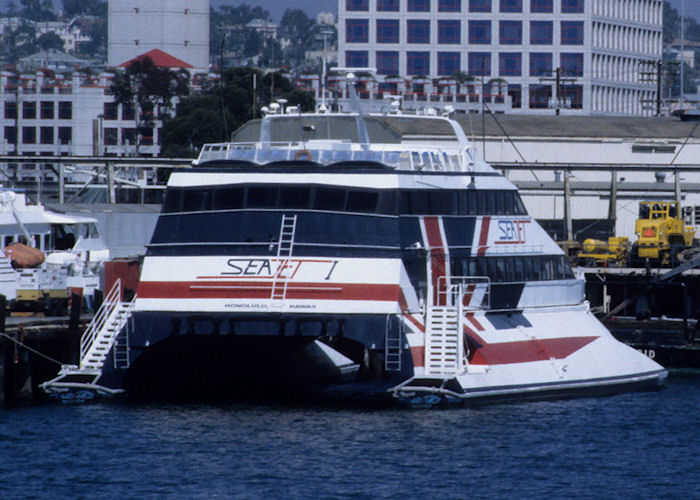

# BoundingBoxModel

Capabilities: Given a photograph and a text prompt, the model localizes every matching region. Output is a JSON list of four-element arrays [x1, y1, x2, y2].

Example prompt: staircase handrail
[[80, 279, 122, 365], [436, 275, 490, 309]]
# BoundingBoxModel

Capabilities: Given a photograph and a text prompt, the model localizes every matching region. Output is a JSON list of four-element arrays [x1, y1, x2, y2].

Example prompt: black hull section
[[121, 334, 398, 403]]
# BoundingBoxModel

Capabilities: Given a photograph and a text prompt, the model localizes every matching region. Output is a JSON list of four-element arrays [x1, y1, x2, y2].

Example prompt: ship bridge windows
[[400, 189, 526, 216], [163, 185, 394, 215], [162, 185, 527, 217], [449, 254, 573, 282]]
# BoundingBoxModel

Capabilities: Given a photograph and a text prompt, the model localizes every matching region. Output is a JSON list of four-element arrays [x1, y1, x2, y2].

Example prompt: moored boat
[[42, 91, 666, 405]]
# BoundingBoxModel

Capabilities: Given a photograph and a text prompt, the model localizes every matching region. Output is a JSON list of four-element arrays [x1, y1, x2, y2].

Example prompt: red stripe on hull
[[470, 336, 598, 365], [410, 346, 425, 368], [423, 216, 447, 306], [138, 281, 400, 301], [477, 216, 491, 256]]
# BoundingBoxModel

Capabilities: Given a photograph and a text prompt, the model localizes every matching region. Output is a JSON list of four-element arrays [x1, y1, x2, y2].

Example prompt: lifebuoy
[[294, 149, 312, 161]]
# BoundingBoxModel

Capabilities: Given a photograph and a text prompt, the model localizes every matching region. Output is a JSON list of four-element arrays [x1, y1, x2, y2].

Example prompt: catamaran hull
[[90, 304, 666, 405]]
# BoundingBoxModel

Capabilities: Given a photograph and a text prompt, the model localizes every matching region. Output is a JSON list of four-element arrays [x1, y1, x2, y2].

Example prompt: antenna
[[330, 68, 376, 151]]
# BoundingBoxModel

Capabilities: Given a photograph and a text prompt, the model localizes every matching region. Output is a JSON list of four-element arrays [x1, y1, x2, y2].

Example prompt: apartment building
[[337, 0, 663, 115], [108, 0, 209, 70]]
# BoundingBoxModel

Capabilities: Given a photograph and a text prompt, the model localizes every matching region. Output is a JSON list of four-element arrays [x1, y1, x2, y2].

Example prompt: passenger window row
[[450, 255, 573, 282], [163, 185, 528, 217]]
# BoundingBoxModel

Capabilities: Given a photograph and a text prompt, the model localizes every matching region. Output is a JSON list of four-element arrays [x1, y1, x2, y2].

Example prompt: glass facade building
[[338, 0, 663, 115]]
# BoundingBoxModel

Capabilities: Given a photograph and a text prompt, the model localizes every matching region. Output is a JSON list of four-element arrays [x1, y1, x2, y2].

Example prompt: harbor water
[[1, 374, 699, 499]]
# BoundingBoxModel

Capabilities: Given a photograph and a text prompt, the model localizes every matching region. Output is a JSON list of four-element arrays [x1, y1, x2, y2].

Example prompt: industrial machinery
[[576, 237, 630, 267], [576, 201, 695, 268], [633, 201, 695, 267]]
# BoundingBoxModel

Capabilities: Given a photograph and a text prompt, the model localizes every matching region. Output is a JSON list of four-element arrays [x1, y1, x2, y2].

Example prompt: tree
[[110, 57, 190, 154], [160, 67, 315, 158], [279, 9, 314, 65], [37, 31, 63, 51], [19, 0, 56, 21], [62, 0, 107, 17]]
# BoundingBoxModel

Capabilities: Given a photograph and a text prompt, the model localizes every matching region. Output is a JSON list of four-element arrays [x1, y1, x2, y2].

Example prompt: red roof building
[[119, 49, 194, 69]]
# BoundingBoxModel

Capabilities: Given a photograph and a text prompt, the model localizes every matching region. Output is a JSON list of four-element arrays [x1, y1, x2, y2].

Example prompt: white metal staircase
[[40, 279, 136, 399], [270, 214, 297, 304], [424, 305, 463, 376]]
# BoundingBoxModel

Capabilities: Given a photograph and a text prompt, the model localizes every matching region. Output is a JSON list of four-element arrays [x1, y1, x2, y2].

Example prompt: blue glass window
[[346, 50, 368, 67], [408, 0, 431, 11], [376, 19, 400, 43], [530, 21, 553, 44], [346, 0, 368, 11], [407, 51, 430, 75], [561, 21, 584, 45], [469, 52, 491, 76], [561, 0, 584, 13], [561, 53, 584, 76], [407, 20, 430, 43], [499, 21, 522, 45], [529, 84, 552, 109], [469, 0, 491, 12], [376, 51, 399, 75], [500, 0, 522, 12], [561, 85, 583, 109], [439, 0, 461, 11], [377, 0, 399, 11], [499, 52, 521, 76], [438, 20, 460, 44], [346, 19, 369, 43], [469, 20, 491, 44], [508, 84, 521, 108], [438, 52, 461, 75], [530, 0, 552, 12], [529, 52, 552, 76]]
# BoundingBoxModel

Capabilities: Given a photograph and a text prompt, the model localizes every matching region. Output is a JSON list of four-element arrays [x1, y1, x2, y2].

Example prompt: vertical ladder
[[385, 316, 402, 372], [424, 305, 462, 376], [113, 308, 133, 369], [270, 214, 297, 303]]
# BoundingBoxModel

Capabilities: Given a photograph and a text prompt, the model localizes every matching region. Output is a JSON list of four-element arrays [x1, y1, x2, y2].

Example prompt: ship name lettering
[[226, 259, 273, 276], [496, 219, 529, 245]]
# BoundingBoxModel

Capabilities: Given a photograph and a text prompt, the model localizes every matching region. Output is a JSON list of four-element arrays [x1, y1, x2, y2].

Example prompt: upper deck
[[194, 111, 494, 174]]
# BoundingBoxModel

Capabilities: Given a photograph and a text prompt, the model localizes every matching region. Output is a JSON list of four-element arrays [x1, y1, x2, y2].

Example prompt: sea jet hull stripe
[[137, 281, 401, 301]]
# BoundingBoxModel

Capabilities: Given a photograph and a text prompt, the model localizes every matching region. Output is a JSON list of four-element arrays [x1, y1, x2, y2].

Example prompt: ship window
[[503, 191, 514, 214], [314, 187, 346, 211], [411, 192, 431, 214], [347, 190, 379, 212], [247, 187, 278, 208], [486, 191, 496, 214], [514, 257, 524, 281], [494, 191, 505, 214], [514, 193, 527, 215], [182, 188, 211, 212], [467, 191, 477, 215], [377, 191, 398, 214], [163, 188, 182, 212], [212, 187, 244, 210], [476, 191, 487, 214], [279, 186, 311, 209]]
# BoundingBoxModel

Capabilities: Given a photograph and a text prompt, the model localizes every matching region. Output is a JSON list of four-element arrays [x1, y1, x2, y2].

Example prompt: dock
[[0, 309, 90, 407]]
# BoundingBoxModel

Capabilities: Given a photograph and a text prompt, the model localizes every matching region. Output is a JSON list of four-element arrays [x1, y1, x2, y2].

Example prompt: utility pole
[[681, 0, 685, 110], [540, 67, 576, 115], [639, 59, 663, 116]]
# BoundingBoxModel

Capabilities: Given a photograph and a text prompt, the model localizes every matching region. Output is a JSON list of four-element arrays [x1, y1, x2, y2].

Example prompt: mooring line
[[0, 332, 64, 366]]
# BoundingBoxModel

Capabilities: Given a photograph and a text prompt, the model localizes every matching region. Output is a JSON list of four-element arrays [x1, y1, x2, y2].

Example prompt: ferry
[[42, 95, 667, 405]]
